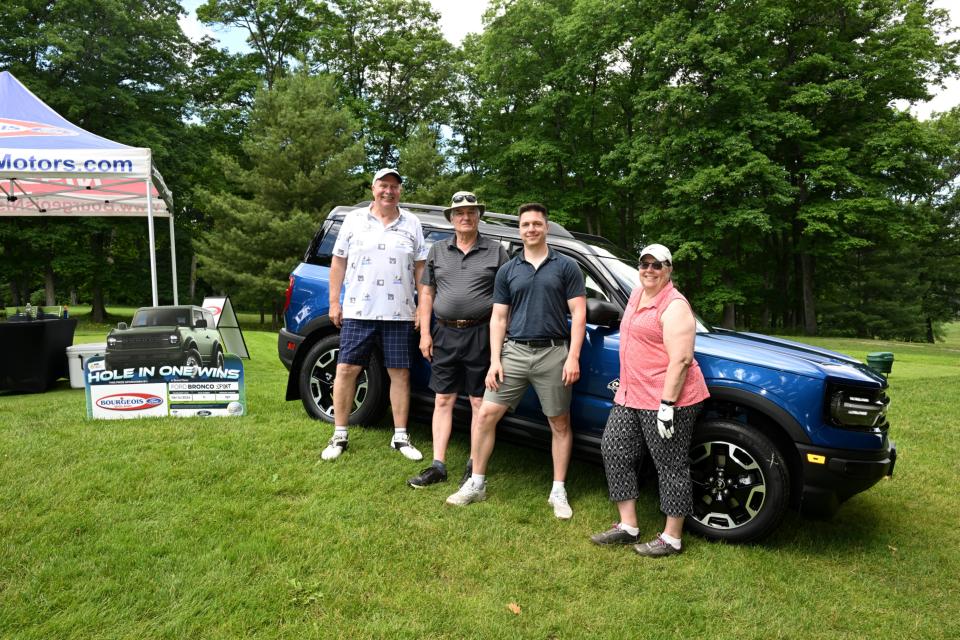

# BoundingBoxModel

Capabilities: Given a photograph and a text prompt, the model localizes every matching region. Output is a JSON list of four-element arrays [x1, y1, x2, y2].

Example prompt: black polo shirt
[[493, 248, 586, 340], [421, 234, 510, 320]]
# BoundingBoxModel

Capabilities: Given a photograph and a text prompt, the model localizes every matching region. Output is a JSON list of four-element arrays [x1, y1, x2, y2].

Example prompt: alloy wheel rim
[[689, 439, 767, 530], [308, 346, 368, 418]]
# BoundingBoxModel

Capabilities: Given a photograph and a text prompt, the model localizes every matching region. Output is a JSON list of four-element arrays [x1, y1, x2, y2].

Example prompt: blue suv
[[279, 203, 896, 542]]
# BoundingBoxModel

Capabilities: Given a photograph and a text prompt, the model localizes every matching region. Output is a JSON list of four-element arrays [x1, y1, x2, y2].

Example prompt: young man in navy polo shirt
[[446, 203, 587, 519]]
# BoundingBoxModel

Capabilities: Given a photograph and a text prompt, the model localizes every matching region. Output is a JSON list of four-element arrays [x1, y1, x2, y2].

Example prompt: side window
[[306, 219, 342, 266], [554, 249, 613, 302], [193, 309, 203, 326], [582, 269, 611, 302]]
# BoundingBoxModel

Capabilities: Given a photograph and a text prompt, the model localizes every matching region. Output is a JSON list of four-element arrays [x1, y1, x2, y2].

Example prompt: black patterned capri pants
[[601, 402, 704, 517]]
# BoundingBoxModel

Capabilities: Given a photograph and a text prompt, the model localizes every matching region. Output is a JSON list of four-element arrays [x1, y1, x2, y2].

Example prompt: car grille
[[115, 336, 172, 349]]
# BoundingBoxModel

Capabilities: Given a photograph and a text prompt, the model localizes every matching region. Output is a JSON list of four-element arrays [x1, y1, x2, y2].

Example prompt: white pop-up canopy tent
[[0, 70, 178, 305]]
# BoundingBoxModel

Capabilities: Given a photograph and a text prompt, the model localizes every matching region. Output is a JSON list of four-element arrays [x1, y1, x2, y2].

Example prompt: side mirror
[[586, 298, 621, 327], [195, 318, 207, 329], [117, 322, 128, 330]]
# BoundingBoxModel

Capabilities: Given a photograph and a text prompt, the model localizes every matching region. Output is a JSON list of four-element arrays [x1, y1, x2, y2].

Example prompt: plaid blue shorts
[[338, 319, 414, 369]]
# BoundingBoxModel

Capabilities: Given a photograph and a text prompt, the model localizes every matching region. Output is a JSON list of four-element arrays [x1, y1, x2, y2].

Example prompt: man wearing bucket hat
[[408, 191, 509, 489], [322, 168, 428, 462]]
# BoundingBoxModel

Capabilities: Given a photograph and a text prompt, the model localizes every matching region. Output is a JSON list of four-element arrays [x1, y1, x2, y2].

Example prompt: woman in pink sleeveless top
[[590, 244, 709, 557]]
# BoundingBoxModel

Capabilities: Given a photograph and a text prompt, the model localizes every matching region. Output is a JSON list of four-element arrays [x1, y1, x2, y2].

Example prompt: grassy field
[[1, 322, 958, 639]]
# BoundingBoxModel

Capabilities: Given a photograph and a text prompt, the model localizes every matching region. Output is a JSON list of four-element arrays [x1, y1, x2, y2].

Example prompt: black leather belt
[[436, 315, 489, 328], [510, 338, 567, 348]]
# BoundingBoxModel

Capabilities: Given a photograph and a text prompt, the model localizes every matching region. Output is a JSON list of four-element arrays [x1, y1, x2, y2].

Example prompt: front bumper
[[797, 440, 897, 515], [278, 328, 304, 370]]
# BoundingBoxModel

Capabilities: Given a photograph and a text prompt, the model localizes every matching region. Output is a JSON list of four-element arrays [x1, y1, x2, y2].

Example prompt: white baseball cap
[[373, 167, 402, 183], [639, 243, 672, 264]]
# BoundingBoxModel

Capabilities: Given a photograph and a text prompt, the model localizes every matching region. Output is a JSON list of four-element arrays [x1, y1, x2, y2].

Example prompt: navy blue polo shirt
[[493, 248, 586, 340]]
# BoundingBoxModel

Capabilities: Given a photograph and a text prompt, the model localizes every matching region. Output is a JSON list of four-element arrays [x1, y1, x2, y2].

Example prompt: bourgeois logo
[[96, 393, 164, 411], [0, 117, 77, 138]]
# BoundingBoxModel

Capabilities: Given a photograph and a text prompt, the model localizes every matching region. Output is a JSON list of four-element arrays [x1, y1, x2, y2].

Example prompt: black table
[[0, 318, 77, 392]]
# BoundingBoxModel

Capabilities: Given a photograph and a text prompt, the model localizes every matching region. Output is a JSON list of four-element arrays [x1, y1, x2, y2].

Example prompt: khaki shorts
[[483, 340, 572, 417]]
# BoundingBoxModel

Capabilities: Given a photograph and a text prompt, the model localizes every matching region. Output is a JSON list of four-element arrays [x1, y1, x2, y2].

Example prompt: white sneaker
[[321, 435, 348, 461], [390, 433, 423, 461], [446, 479, 487, 506], [549, 489, 573, 520]]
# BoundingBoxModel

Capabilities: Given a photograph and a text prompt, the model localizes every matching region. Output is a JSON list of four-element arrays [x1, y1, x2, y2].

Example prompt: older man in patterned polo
[[321, 168, 428, 462], [407, 191, 509, 488]]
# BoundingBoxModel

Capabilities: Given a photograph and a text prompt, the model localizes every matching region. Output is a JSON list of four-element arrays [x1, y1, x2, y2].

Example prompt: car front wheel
[[298, 333, 387, 425], [183, 348, 202, 368], [686, 419, 790, 543]]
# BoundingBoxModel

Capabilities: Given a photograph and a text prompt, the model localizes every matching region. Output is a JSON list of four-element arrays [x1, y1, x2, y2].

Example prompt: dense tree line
[[1, 0, 958, 339]]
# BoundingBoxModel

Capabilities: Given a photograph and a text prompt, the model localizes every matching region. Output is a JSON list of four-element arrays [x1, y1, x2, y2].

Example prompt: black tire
[[213, 344, 225, 368], [686, 419, 790, 543], [298, 333, 387, 424], [183, 348, 202, 368]]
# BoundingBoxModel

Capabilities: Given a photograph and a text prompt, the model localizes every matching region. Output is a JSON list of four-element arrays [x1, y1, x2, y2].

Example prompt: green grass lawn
[[1, 324, 959, 638]]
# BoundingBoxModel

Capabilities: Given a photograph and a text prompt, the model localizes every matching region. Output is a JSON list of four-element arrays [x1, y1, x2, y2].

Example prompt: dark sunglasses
[[452, 193, 477, 204], [639, 260, 668, 271]]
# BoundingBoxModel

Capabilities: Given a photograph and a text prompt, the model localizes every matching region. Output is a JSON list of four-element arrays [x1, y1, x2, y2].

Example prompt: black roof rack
[[337, 202, 575, 239]]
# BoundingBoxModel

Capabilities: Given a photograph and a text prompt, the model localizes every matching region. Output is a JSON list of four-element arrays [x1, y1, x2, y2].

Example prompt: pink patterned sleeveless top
[[613, 281, 710, 410]]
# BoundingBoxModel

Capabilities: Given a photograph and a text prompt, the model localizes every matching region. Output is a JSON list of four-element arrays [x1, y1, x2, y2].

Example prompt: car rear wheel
[[687, 419, 790, 543], [298, 333, 387, 425]]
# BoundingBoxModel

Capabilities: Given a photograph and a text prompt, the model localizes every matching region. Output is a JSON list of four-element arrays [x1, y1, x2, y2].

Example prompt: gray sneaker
[[446, 479, 487, 506], [590, 524, 640, 546], [634, 535, 683, 558]]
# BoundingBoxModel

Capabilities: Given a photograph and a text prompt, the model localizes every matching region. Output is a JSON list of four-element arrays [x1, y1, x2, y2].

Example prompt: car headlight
[[827, 384, 889, 430], [107, 337, 118, 346], [169, 335, 180, 344]]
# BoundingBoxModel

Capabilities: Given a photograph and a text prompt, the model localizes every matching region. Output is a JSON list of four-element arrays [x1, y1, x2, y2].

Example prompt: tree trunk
[[722, 303, 736, 329], [800, 253, 817, 335], [44, 266, 56, 305], [926, 317, 935, 343], [9, 281, 21, 307], [189, 253, 197, 302], [91, 284, 106, 323]]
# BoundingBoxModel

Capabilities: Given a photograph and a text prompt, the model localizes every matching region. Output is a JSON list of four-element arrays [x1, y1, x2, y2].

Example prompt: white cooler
[[66, 342, 106, 389]]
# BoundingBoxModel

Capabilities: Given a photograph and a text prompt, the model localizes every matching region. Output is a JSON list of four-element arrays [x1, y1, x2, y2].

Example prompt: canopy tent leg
[[169, 215, 179, 305], [146, 176, 159, 306]]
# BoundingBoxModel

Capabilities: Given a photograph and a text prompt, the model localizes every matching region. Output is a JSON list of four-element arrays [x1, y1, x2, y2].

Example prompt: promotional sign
[[202, 296, 249, 359], [84, 355, 246, 419]]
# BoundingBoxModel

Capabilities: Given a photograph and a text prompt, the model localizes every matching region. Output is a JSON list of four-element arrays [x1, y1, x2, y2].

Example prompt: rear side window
[[305, 219, 342, 266], [424, 229, 452, 251]]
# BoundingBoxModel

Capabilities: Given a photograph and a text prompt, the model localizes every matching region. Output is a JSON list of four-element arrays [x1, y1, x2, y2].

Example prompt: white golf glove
[[657, 400, 675, 439]]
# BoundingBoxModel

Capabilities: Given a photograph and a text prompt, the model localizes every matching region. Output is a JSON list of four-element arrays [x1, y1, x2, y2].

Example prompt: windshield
[[132, 308, 191, 327], [589, 244, 711, 334]]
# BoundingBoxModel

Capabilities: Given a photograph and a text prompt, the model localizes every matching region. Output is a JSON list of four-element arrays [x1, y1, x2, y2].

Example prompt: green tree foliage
[[463, 0, 959, 338], [194, 73, 364, 322], [310, 0, 456, 167], [196, 0, 318, 88], [3, 0, 957, 340]]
